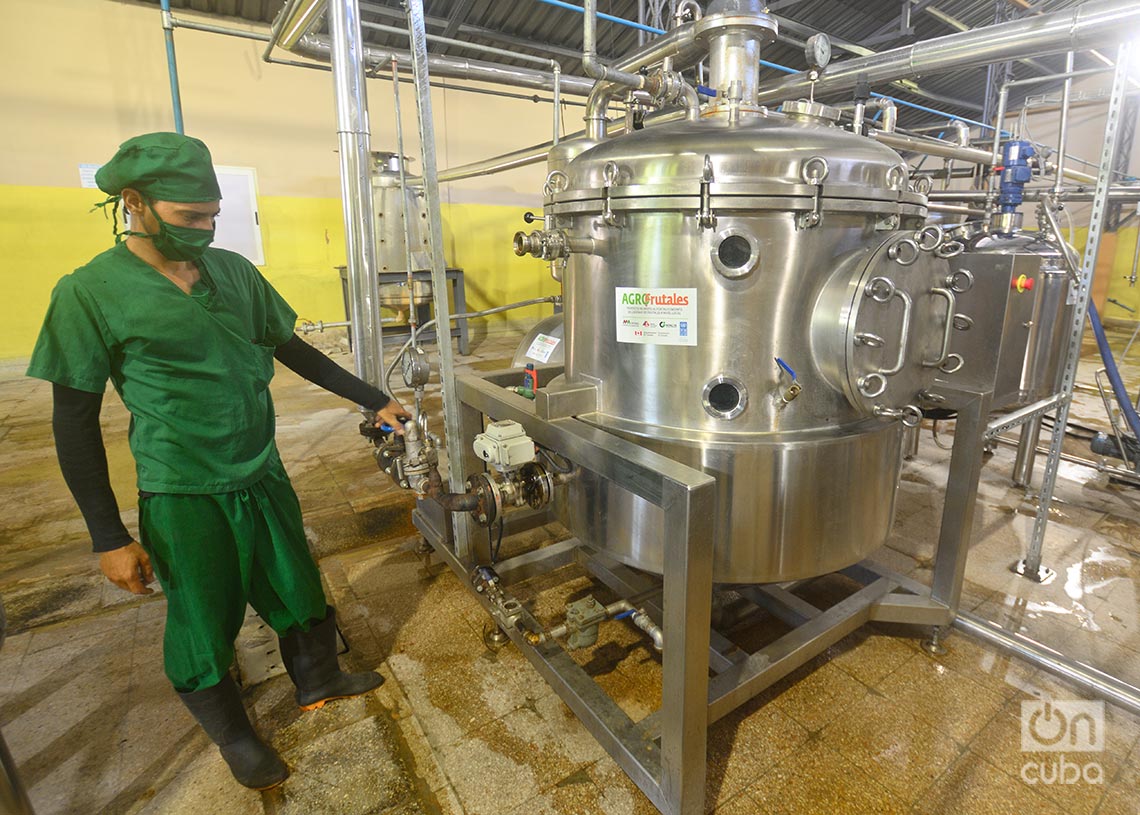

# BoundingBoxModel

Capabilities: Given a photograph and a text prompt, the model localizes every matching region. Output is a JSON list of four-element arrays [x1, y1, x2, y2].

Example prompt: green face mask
[[146, 204, 215, 261], [115, 202, 215, 261]]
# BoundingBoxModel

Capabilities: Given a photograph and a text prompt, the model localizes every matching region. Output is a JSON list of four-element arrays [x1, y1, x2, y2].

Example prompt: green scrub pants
[[139, 461, 328, 693]]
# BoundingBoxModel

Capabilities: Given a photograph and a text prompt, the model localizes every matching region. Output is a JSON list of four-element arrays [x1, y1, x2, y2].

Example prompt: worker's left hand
[[375, 399, 412, 435]]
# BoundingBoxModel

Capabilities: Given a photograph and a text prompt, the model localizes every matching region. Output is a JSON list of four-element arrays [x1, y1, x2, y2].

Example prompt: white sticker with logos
[[615, 287, 698, 346], [525, 333, 561, 363]]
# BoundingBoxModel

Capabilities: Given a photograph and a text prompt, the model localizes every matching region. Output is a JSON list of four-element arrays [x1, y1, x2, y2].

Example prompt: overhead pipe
[[929, 187, 1140, 203], [294, 34, 599, 96], [870, 130, 993, 163], [754, 0, 1140, 107], [360, 20, 556, 68], [275, 0, 328, 53], [583, 0, 647, 89]]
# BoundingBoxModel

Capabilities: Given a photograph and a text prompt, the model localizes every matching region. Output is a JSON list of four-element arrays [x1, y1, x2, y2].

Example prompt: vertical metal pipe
[[552, 62, 562, 145], [1025, 43, 1133, 576], [902, 423, 921, 460], [404, 0, 467, 509], [159, 0, 185, 134], [1012, 415, 1043, 487], [328, 0, 384, 385], [986, 86, 1008, 215], [390, 58, 418, 346], [1053, 52, 1074, 197]]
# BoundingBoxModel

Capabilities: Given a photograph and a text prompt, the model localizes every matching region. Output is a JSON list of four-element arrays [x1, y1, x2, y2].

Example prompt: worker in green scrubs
[[27, 133, 410, 790]]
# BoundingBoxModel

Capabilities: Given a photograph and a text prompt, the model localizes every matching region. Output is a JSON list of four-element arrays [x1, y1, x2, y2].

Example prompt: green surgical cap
[[95, 132, 222, 203]]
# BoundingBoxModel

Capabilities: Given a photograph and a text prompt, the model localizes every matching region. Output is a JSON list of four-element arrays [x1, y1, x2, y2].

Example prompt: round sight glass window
[[703, 376, 748, 420], [711, 231, 759, 279]]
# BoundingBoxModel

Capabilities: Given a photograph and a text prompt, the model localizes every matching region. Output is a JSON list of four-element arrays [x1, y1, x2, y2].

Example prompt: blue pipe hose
[[1088, 300, 1140, 445]]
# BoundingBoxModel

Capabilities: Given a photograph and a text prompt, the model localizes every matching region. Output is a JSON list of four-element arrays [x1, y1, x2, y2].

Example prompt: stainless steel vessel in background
[[372, 150, 431, 274], [516, 1, 984, 583]]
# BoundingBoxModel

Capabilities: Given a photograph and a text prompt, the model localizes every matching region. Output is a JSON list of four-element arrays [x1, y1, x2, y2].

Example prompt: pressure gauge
[[401, 345, 431, 388], [805, 34, 832, 72]]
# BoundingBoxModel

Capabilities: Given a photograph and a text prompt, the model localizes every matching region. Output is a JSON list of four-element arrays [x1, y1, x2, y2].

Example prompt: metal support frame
[[403, 0, 467, 510], [413, 369, 991, 815], [1023, 43, 1134, 580], [1106, 95, 1139, 231]]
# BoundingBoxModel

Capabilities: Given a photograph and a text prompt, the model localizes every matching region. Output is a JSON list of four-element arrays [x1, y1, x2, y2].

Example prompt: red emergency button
[[1012, 274, 1034, 293]]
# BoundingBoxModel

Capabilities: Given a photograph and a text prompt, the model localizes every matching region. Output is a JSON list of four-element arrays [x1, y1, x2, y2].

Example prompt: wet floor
[[1, 324, 1139, 814]]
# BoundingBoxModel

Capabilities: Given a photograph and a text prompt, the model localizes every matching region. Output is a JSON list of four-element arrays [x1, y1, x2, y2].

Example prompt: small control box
[[473, 420, 536, 471]]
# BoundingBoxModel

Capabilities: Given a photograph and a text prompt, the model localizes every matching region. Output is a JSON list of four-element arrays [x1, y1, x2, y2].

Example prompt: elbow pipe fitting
[[583, 0, 647, 90], [424, 467, 481, 513], [875, 98, 898, 133]]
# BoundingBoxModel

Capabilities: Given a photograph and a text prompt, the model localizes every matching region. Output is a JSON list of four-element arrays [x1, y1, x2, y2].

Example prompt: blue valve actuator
[[999, 140, 1035, 214]]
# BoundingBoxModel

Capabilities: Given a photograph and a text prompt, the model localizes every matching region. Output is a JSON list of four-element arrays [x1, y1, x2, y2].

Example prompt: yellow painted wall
[[1, 0, 558, 360]]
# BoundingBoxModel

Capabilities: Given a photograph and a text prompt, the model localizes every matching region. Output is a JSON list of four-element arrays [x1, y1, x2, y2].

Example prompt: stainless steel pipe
[[1054, 52, 1075, 198], [294, 34, 598, 96], [754, 0, 1140, 106], [276, 0, 327, 53], [929, 187, 1140, 203], [955, 611, 1140, 716], [583, 0, 645, 88], [870, 130, 993, 163], [328, 0, 384, 386]]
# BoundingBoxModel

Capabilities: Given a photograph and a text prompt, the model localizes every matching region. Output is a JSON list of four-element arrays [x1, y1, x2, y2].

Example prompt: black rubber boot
[[178, 675, 289, 790], [279, 606, 384, 711]]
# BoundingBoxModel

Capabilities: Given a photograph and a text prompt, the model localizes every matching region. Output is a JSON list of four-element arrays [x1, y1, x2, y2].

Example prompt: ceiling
[[136, 0, 1105, 129]]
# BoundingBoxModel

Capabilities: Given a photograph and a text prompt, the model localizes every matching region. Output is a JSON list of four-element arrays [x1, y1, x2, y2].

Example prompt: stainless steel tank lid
[[779, 99, 842, 124], [551, 117, 916, 206]]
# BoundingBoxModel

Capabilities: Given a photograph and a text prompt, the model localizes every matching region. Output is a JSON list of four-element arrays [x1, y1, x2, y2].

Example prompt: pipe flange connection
[[518, 461, 555, 510], [465, 472, 502, 527], [888, 238, 920, 266], [915, 225, 944, 252], [945, 268, 974, 293]]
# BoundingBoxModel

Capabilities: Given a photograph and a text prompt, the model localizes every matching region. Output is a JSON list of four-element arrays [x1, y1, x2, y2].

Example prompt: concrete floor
[[1, 324, 1140, 815]]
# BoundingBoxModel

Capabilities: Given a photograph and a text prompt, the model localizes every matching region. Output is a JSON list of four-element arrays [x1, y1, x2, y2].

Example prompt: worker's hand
[[99, 541, 156, 595], [375, 399, 412, 435]]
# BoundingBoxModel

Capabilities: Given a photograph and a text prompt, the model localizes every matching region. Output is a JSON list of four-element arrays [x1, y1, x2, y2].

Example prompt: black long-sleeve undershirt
[[52, 384, 133, 553], [53, 337, 392, 552], [273, 336, 390, 412]]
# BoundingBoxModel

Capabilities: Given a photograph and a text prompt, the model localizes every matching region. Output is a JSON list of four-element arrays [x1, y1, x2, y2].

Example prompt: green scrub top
[[27, 243, 298, 494]]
